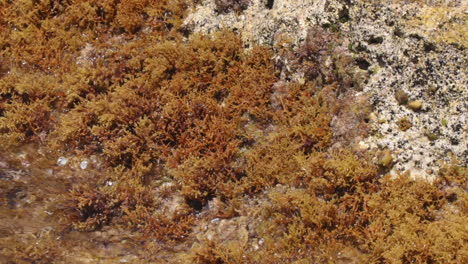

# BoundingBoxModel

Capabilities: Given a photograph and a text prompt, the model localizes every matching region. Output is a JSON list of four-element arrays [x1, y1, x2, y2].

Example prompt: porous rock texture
[[184, 0, 467, 179]]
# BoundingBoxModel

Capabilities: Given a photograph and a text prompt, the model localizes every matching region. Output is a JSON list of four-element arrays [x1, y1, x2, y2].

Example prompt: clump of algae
[[0, 1, 466, 263]]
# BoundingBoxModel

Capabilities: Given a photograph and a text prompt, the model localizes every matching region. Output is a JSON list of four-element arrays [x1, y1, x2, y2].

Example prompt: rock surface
[[184, 0, 467, 179]]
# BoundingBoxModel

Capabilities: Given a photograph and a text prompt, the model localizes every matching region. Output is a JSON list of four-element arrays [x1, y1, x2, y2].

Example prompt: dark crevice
[[394, 27, 404, 38], [368, 36, 384, 45], [355, 58, 371, 70], [424, 42, 436, 52], [338, 8, 350, 23], [185, 198, 204, 211], [266, 0, 274, 9]]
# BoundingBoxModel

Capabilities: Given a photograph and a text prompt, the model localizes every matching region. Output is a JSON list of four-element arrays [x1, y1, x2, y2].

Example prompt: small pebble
[[79, 160, 88, 170], [394, 89, 408, 105], [57, 157, 68, 166], [258, 238, 265, 245], [408, 100, 423, 111], [379, 151, 393, 168]]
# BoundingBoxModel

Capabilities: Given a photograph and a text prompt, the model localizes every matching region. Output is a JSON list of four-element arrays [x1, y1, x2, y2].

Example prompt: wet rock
[[184, 0, 467, 178]]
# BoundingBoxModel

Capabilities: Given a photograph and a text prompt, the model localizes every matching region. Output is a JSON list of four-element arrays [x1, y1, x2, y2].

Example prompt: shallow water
[[0, 145, 146, 263]]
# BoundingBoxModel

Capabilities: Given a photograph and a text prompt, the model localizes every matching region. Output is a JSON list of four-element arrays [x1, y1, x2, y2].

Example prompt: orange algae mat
[[0, 1, 466, 263]]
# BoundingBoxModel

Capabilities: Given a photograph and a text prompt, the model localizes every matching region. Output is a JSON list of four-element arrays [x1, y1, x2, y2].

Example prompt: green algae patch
[[0, 1, 467, 263]]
